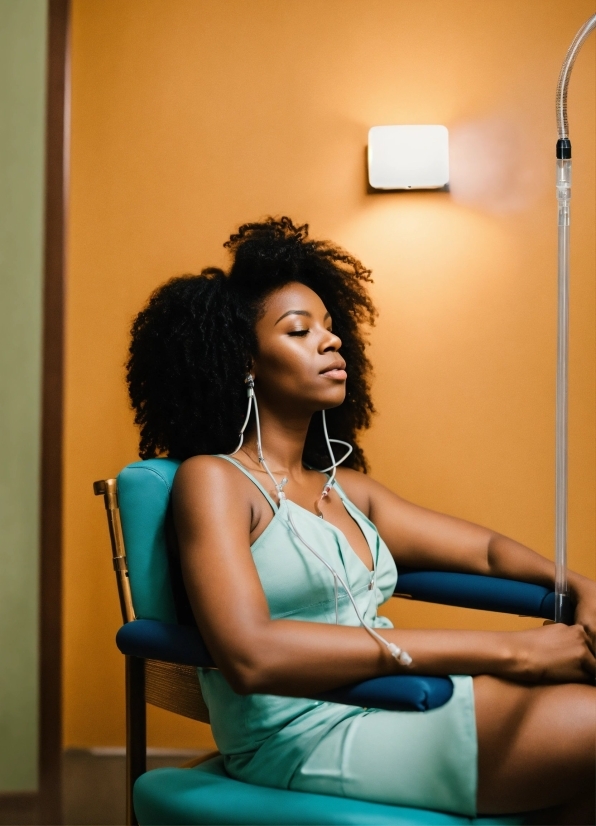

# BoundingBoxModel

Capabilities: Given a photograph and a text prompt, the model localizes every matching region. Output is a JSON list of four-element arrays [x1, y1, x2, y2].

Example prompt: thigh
[[474, 675, 596, 815], [291, 676, 478, 817]]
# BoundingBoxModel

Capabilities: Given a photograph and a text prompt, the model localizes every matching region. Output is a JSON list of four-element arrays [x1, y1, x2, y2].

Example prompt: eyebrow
[[274, 309, 331, 325]]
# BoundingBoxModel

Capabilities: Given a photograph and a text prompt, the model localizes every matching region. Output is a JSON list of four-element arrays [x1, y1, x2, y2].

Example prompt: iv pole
[[554, 13, 596, 623]]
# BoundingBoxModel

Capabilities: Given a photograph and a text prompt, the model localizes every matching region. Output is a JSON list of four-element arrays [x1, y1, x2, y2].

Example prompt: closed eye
[[287, 330, 309, 337]]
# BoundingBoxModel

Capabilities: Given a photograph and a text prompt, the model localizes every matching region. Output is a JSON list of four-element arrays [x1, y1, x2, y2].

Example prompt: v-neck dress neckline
[[217, 453, 378, 579]]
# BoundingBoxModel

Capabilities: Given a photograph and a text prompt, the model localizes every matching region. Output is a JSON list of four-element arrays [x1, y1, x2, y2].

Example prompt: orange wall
[[65, 0, 595, 748]]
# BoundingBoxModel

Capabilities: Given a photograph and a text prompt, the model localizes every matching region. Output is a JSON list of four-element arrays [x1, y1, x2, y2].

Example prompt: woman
[[127, 217, 595, 823]]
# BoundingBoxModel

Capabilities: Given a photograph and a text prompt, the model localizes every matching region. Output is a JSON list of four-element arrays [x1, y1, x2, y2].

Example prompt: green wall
[[0, 0, 47, 793]]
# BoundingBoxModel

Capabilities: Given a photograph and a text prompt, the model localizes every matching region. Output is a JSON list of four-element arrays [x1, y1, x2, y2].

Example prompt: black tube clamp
[[556, 138, 572, 159]]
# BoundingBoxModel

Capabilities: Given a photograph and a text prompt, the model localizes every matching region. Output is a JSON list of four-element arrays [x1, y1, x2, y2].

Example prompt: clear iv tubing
[[284, 502, 412, 666], [553, 14, 596, 623], [233, 377, 412, 666]]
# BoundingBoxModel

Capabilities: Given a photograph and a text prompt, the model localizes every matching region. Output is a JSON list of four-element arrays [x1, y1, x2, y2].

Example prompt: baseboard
[[0, 791, 38, 826], [67, 746, 206, 758]]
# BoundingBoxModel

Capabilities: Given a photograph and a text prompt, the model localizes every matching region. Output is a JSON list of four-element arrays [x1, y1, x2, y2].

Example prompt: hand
[[508, 623, 595, 684], [571, 576, 596, 647]]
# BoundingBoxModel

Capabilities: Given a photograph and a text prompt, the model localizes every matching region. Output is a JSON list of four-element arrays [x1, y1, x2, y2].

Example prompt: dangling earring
[[231, 374, 254, 455]]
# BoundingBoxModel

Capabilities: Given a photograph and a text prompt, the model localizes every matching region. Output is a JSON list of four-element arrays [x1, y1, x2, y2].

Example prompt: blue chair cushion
[[316, 672, 454, 711], [133, 756, 527, 825], [396, 570, 572, 622], [117, 619, 215, 667], [116, 619, 454, 711]]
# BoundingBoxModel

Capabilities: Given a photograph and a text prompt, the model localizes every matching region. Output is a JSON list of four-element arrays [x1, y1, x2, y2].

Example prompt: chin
[[318, 391, 347, 410]]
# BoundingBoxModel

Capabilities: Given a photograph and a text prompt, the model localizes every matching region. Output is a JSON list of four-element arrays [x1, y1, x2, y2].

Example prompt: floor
[[0, 748, 209, 826], [63, 748, 208, 826]]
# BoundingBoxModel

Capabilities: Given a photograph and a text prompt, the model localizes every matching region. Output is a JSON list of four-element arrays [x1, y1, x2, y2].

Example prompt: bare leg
[[474, 675, 595, 824]]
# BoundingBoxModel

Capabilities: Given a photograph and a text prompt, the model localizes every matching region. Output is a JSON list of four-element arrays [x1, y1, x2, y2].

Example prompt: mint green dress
[[197, 455, 478, 816]]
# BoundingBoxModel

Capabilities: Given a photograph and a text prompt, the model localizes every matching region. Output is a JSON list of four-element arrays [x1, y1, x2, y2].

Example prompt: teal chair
[[94, 459, 565, 825]]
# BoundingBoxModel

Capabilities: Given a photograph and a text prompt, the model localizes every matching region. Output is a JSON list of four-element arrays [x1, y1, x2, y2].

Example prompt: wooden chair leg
[[126, 656, 146, 826]]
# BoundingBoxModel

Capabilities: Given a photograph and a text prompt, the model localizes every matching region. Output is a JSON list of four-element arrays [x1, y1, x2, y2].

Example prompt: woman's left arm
[[480, 532, 595, 642], [337, 469, 596, 642]]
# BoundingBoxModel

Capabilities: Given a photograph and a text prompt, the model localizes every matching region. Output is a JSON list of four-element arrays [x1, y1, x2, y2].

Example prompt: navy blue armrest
[[315, 674, 453, 711], [116, 619, 453, 712], [117, 618, 215, 667], [395, 570, 574, 623]]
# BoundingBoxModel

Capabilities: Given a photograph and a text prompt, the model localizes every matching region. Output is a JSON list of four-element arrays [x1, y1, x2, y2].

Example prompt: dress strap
[[329, 477, 348, 503], [214, 454, 278, 513]]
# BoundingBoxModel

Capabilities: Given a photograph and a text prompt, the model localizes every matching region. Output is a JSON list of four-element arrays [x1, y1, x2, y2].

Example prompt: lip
[[320, 368, 347, 380], [319, 360, 347, 380]]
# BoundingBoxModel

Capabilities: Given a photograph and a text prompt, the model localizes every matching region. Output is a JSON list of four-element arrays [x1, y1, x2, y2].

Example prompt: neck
[[242, 401, 312, 478]]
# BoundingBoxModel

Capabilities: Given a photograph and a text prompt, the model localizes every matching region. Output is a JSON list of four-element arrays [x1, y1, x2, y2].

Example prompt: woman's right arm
[[173, 457, 595, 696]]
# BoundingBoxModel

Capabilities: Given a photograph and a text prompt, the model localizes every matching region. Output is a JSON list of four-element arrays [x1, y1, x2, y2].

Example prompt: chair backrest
[[117, 458, 181, 622], [110, 459, 212, 728]]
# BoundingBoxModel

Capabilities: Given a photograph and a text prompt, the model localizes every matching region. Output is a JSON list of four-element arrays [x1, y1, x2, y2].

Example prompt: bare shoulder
[[172, 454, 252, 511], [174, 454, 236, 486], [174, 456, 234, 491], [335, 466, 377, 516], [335, 467, 404, 517]]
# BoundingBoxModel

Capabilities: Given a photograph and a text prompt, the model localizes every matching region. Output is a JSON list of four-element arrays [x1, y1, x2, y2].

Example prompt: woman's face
[[252, 282, 347, 415]]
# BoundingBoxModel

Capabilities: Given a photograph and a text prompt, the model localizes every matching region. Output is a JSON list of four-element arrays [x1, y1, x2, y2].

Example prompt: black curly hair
[[126, 217, 377, 471]]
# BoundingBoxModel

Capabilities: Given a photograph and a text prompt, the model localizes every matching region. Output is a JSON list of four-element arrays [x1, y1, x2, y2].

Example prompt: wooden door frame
[[0, 3, 69, 822], [39, 0, 70, 822]]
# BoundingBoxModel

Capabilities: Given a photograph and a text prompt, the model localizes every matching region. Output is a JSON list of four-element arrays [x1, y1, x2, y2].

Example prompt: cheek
[[265, 351, 304, 382], [257, 340, 311, 385]]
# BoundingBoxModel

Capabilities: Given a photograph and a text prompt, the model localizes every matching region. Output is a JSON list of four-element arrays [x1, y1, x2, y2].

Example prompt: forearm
[[237, 620, 512, 696], [486, 533, 554, 585], [486, 533, 590, 600]]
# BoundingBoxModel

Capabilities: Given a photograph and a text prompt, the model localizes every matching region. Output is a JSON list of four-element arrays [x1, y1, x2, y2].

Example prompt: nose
[[320, 328, 342, 353]]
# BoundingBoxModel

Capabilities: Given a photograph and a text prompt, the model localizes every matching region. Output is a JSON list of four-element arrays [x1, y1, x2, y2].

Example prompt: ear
[[244, 361, 255, 386]]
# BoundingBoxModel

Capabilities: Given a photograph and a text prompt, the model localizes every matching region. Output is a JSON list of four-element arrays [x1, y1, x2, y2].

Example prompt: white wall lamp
[[367, 124, 449, 190]]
